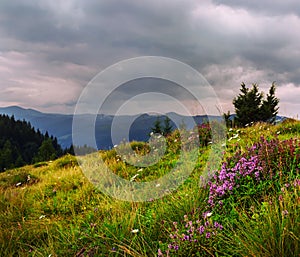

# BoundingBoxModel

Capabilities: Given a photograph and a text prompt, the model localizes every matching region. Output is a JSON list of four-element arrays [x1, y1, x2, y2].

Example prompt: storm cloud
[[0, 0, 299, 117]]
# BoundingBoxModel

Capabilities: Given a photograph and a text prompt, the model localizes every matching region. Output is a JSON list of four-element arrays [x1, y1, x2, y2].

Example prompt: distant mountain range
[[0, 106, 287, 150]]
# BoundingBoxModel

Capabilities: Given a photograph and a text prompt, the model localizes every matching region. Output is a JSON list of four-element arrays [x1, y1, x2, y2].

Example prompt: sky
[[0, 0, 299, 118]]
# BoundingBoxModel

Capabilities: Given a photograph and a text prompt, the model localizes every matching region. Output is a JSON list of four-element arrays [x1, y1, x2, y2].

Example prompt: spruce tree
[[35, 139, 56, 162], [233, 83, 263, 127], [163, 116, 173, 135], [233, 82, 279, 127], [151, 117, 163, 134], [259, 82, 279, 123]]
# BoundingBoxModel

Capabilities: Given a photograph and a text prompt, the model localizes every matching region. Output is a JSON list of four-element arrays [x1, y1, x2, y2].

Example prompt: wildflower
[[197, 225, 205, 234], [205, 232, 211, 238], [183, 235, 189, 241], [131, 229, 139, 234], [282, 210, 288, 216], [130, 174, 139, 182], [90, 223, 97, 228], [293, 179, 300, 187], [16, 182, 22, 187], [39, 215, 46, 219], [214, 222, 223, 230], [158, 249, 163, 256], [205, 212, 212, 218]]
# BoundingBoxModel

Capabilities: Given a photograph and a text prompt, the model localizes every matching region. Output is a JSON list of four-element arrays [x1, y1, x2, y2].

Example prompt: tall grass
[[0, 120, 299, 256]]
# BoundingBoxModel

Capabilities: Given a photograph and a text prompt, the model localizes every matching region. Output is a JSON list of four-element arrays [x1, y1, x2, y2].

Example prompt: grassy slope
[[0, 120, 299, 256]]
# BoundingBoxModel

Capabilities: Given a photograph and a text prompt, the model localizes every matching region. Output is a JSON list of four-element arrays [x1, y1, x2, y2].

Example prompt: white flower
[[131, 229, 139, 234], [16, 182, 22, 187], [206, 212, 212, 218], [39, 215, 46, 219], [130, 174, 139, 182], [229, 128, 233, 131], [156, 184, 160, 187]]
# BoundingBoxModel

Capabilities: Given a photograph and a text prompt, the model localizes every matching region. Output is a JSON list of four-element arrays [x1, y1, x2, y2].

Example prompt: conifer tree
[[163, 116, 173, 135], [259, 82, 279, 123], [233, 83, 263, 126], [233, 82, 279, 127], [151, 117, 163, 134]]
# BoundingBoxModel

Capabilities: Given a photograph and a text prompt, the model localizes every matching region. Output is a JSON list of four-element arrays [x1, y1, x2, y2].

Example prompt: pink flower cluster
[[208, 155, 263, 207]]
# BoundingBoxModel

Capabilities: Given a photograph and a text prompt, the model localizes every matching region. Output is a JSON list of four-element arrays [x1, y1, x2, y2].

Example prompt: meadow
[[0, 119, 299, 256]]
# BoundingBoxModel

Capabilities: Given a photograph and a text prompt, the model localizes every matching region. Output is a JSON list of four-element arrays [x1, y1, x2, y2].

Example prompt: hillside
[[0, 114, 64, 171], [0, 119, 299, 256]]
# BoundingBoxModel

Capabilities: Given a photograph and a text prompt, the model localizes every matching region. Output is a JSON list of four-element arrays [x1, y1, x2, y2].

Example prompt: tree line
[[0, 114, 67, 171]]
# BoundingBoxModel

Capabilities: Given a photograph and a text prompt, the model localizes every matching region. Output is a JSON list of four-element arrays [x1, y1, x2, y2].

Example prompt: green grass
[[0, 120, 299, 256]]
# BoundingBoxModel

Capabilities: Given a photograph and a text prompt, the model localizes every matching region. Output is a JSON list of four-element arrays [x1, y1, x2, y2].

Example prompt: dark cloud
[[0, 0, 299, 117], [212, 0, 300, 16]]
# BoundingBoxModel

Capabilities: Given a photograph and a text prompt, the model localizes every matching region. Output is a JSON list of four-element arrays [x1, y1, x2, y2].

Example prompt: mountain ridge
[[0, 106, 286, 149]]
